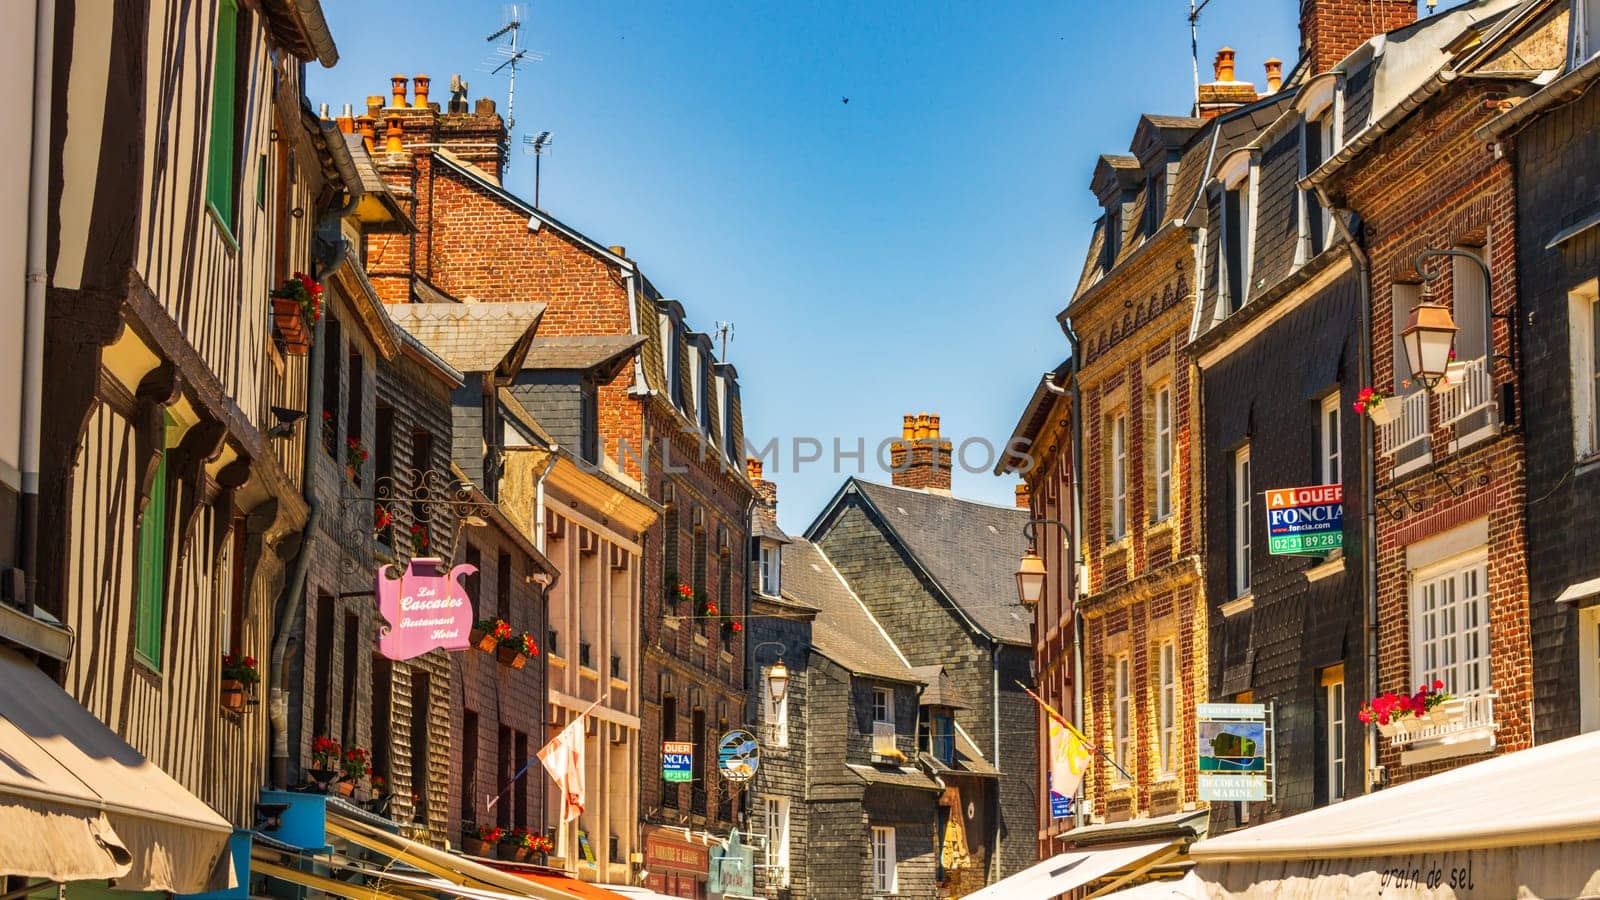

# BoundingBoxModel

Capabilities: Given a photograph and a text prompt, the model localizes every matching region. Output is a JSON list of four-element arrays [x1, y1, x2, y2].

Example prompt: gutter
[[291, 0, 339, 67], [1303, 71, 1458, 191], [1480, 53, 1600, 140], [1317, 186, 1380, 796], [18, 0, 55, 617]]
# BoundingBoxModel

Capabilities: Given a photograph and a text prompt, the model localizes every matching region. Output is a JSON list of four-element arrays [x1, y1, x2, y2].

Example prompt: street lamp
[[753, 641, 789, 701], [1015, 518, 1071, 610], [1401, 298, 1459, 391]]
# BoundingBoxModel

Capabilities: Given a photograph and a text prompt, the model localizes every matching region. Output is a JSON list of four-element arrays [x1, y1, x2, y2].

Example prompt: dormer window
[[698, 355, 713, 437], [919, 708, 955, 765], [758, 542, 781, 596], [1144, 167, 1166, 237], [1216, 151, 1255, 314], [1297, 78, 1340, 265], [1101, 204, 1122, 272], [659, 312, 683, 408]]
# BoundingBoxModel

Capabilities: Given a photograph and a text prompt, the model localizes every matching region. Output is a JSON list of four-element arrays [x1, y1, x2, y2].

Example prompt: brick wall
[[1299, 0, 1416, 75]]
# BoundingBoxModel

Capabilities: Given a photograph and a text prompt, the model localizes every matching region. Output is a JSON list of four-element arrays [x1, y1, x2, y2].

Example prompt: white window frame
[[1574, 0, 1600, 66], [1568, 280, 1600, 459], [1216, 152, 1257, 313], [1320, 391, 1342, 485], [1154, 386, 1173, 521], [1234, 445, 1252, 598], [762, 667, 789, 748], [1324, 669, 1346, 802], [1296, 103, 1337, 265], [871, 825, 897, 895], [1110, 413, 1128, 540], [1393, 283, 1423, 395], [758, 543, 781, 596], [1158, 640, 1176, 774], [1452, 246, 1489, 365], [658, 313, 681, 408], [1580, 605, 1600, 734], [1113, 653, 1132, 781], [872, 686, 893, 728], [1411, 550, 1491, 697], [763, 795, 791, 886]]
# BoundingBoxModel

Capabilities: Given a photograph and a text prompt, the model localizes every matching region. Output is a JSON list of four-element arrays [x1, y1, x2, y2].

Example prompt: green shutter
[[206, 0, 239, 228], [135, 420, 171, 669]]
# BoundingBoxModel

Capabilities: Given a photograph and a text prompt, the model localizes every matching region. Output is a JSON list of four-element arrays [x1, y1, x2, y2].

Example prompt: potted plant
[[471, 618, 510, 653], [220, 652, 259, 713], [699, 595, 719, 618], [409, 523, 430, 557], [374, 504, 394, 539], [668, 578, 693, 608], [1358, 681, 1451, 739], [270, 272, 323, 355], [498, 631, 539, 670], [722, 617, 742, 636], [346, 437, 369, 482], [308, 736, 341, 792], [1353, 386, 1397, 426], [461, 824, 504, 858], [500, 828, 539, 862], [339, 746, 371, 798]]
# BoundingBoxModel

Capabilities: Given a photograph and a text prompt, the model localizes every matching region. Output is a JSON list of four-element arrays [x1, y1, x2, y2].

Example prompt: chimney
[[889, 412, 953, 493], [609, 245, 627, 258], [474, 97, 497, 115], [1197, 47, 1259, 120], [432, 79, 508, 180], [1015, 482, 1031, 510], [747, 457, 780, 532], [366, 95, 384, 119], [413, 74, 431, 109], [384, 113, 404, 155], [1300, 0, 1416, 75], [1264, 58, 1283, 93], [357, 115, 376, 153], [336, 103, 354, 134]]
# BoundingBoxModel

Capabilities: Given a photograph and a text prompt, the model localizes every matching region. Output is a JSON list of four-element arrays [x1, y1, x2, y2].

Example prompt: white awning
[[1094, 871, 1206, 899], [0, 648, 234, 892], [1189, 730, 1600, 898], [964, 840, 1179, 900]]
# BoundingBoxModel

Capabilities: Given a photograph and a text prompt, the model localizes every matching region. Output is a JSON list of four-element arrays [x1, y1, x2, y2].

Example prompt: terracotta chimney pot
[[384, 114, 404, 155], [357, 115, 376, 153], [901, 415, 915, 440], [1265, 58, 1283, 93], [746, 457, 764, 482], [609, 245, 627, 258], [929, 414, 941, 439], [390, 75, 408, 109], [1215, 47, 1237, 82], [413, 75, 431, 109]]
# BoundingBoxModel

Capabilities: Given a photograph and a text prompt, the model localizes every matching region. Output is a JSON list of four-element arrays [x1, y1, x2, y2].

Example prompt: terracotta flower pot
[[337, 780, 356, 797], [270, 297, 312, 356], [345, 464, 358, 482], [220, 679, 247, 713], [462, 837, 493, 858], [471, 629, 498, 653], [497, 645, 527, 670], [503, 845, 533, 863]]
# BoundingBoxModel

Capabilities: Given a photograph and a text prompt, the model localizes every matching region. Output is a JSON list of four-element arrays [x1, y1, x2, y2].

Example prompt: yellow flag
[[1048, 716, 1092, 804]]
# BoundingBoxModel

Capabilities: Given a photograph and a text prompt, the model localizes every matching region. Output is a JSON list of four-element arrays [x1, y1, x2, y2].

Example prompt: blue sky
[[308, 0, 1306, 532]]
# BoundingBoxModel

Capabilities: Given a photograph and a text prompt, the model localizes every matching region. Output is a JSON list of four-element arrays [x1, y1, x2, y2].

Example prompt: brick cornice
[[1079, 555, 1202, 619]]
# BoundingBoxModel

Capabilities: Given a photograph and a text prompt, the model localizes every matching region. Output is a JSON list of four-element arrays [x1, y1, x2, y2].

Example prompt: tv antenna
[[480, 4, 544, 142], [522, 131, 553, 208], [714, 322, 735, 362], [1188, 0, 1216, 113]]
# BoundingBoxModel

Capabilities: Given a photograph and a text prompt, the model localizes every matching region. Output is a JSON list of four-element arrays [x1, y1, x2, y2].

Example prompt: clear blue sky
[[309, 0, 1310, 533]]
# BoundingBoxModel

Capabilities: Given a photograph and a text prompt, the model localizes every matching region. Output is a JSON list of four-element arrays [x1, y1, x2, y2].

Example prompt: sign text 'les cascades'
[[376, 558, 478, 660]]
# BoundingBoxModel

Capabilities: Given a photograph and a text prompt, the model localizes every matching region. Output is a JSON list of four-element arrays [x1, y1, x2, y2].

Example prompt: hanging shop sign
[[663, 740, 694, 783], [376, 558, 478, 660], [1197, 702, 1272, 802], [1266, 485, 1343, 556], [708, 829, 755, 896], [717, 729, 760, 782]]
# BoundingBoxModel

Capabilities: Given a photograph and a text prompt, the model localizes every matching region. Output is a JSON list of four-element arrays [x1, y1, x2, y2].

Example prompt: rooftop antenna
[[1189, 0, 1216, 114], [714, 322, 735, 362], [521, 131, 553, 208], [481, 4, 544, 166]]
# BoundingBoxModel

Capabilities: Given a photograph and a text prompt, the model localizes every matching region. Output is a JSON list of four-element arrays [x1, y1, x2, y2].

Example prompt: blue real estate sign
[[662, 741, 693, 783], [1266, 485, 1343, 555], [1196, 703, 1269, 801]]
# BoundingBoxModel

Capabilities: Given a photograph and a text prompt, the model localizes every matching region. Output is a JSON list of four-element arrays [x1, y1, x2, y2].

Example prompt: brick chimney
[[889, 413, 954, 493], [368, 72, 508, 182], [1300, 0, 1416, 75], [747, 457, 781, 536], [1014, 482, 1031, 510], [1197, 47, 1259, 120]]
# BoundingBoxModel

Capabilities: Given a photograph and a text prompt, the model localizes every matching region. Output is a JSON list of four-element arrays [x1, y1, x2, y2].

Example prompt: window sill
[[579, 666, 599, 681], [1391, 453, 1433, 480], [1220, 595, 1254, 618], [692, 633, 708, 647], [664, 615, 680, 630], [1147, 516, 1175, 536], [1304, 556, 1345, 583], [548, 654, 567, 669], [205, 202, 239, 254], [1100, 536, 1132, 557], [1448, 422, 1499, 454]]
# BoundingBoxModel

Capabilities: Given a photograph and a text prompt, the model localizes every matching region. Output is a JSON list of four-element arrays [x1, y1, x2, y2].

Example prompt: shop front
[[1185, 730, 1600, 898], [641, 827, 710, 899]]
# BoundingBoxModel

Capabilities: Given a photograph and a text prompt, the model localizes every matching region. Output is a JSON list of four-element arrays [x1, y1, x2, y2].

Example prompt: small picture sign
[[717, 729, 760, 782]]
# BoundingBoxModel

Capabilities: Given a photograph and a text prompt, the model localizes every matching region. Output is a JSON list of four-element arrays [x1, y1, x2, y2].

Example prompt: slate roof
[[752, 512, 792, 545], [522, 334, 645, 376], [909, 665, 969, 710], [386, 302, 545, 374], [848, 480, 1032, 645], [783, 539, 919, 683], [343, 132, 391, 194], [846, 763, 943, 792]]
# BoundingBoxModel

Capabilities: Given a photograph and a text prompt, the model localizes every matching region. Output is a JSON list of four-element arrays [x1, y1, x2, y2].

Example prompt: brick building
[[1308, 0, 1548, 784], [1483, 0, 1600, 745], [805, 420, 1036, 885], [341, 73, 756, 890]]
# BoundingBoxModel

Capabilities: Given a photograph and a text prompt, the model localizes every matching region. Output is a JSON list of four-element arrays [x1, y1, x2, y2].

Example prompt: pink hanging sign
[[376, 557, 477, 660]]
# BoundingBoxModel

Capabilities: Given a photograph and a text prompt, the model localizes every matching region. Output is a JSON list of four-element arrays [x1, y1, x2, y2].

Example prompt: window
[[134, 412, 174, 669], [1144, 168, 1166, 237], [374, 405, 395, 492], [1158, 640, 1176, 774], [1574, 0, 1599, 65], [1452, 246, 1489, 364], [720, 376, 739, 463], [410, 428, 434, 485], [1113, 653, 1131, 778], [465, 544, 482, 616], [871, 826, 897, 894], [205, 0, 246, 229], [1300, 112, 1335, 260], [764, 796, 791, 886], [758, 543, 781, 595], [1320, 391, 1342, 485], [496, 725, 513, 829], [699, 358, 713, 436], [873, 686, 894, 728], [322, 318, 342, 455], [928, 712, 955, 765], [1222, 183, 1250, 311], [340, 613, 360, 746], [1580, 606, 1600, 734], [1233, 445, 1252, 597], [660, 693, 678, 809], [1110, 413, 1128, 540], [410, 672, 432, 822], [1412, 553, 1491, 696], [659, 313, 682, 408], [371, 654, 392, 784], [580, 382, 599, 465], [763, 667, 789, 748], [460, 710, 479, 825], [224, 511, 247, 656], [496, 551, 511, 622], [1576, 285, 1600, 458], [1101, 205, 1121, 272], [312, 595, 334, 738], [1323, 666, 1346, 802], [346, 351, 364, 482], [1153, 387, 1173, 521]]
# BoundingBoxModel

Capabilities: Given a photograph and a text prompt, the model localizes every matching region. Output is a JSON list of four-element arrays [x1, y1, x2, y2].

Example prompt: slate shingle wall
[[508, 372, 584, 449], [749, 603, 813, 898]]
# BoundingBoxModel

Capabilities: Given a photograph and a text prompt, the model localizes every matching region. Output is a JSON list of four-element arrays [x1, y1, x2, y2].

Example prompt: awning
[[964, 840, 1181, 900], [325, 812, 600, 900], [1094, 871, 1206, 899], [600, 887, 693, 900], [1555, 575, 1600, 605], [1188, 730, 1600, 898], [513, 872, 635, 899], [0, 648, 234, 892]]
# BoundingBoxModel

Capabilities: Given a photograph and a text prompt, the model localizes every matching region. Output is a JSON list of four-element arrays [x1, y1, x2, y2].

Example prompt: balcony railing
[[1438, 355, 1494, 428], [1388, 691, 1497, 766], [1378, 389, 1429, 456]]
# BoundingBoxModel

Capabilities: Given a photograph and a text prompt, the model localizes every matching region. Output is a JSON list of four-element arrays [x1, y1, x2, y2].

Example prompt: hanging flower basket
[[497, 631, 538, 669], [496, 645, 528, 669], [219, 652, 259, 713], [220, 679, 247, 713], [1353, 387, 1397, 426], [474, 619, 511, 654], [269, 273, 323, 356]]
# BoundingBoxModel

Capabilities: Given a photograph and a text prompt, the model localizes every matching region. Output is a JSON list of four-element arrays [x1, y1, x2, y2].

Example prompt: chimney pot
[[1214, 47, 1236, 82], [390, 74, 408, 109], [366, 95, 384, 118], [319, 102, 330, 119], [357, 115, 376, 153], [746, 457, 763, 482], [474, 97, 497, 115], [413, 75, 431, 109], [928, 414, 941, 439], [890, 412, 953, 492], [1264, 58, 1283, 93], [384, 114, 404, 155], [914, 414, 930, 440], [902, 415, 915, 440]]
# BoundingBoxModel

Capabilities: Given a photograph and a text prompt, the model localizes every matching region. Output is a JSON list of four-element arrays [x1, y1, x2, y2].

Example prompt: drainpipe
[[1317, 186, 1379, 794], [991, 641, 1002, 876], [533, 447, 559, 554], [18, 0, 55, 617], [1058, 317, 1087, 827]]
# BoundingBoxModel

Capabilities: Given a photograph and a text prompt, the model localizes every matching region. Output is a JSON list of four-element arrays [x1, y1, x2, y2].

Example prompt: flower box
[[462, 837, 494, 858], [220, 678, 247, 713], [497, 645, 528, 670], [470, 629, 498, 653], [271, 297, 313, 355], [1366, 401, 1399, 426], [1442, 361, 1469, 386], [1425, 696, 1469, 727]]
